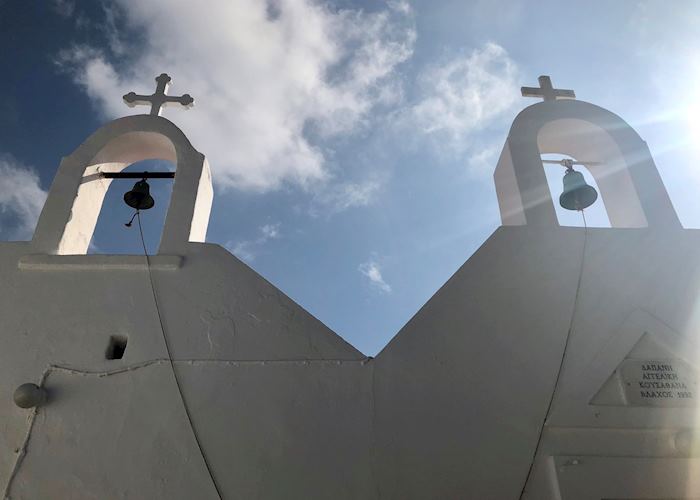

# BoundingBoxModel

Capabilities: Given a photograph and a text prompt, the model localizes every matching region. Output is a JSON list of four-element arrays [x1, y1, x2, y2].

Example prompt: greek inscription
[[620, 359, 697, 407], [639, 390, 673, 398], [638, 381, 687, 389], [641, 363, 674, 372], [641, 372, 678, 380]]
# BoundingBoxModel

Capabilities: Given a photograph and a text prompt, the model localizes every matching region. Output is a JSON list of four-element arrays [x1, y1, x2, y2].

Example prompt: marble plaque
[[620, 358, 697, 407]]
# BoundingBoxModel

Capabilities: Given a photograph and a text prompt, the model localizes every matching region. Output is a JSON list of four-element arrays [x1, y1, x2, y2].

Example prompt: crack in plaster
[[199, 310, 239, 354], [2, 357, 371, 499], [369, 360, 381, 499], [200, 313, 216, 354]]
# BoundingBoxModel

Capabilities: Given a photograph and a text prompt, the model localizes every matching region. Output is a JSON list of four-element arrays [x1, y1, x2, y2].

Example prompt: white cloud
[[310, 177, 383, 216], [230, 241, 256, 262], [359, 258, 391, 293], [0, 156, 47, 240], [467, 143, 502, 176], [227, 222, 281, 262], [408, 42, 520, 151], [260, 223, 280, 239], [59, 0, 415, 192]]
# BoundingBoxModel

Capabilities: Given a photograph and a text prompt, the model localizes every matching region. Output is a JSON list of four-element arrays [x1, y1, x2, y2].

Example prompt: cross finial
[[123, 73, 194, 116], [521, 75, 575, 102]]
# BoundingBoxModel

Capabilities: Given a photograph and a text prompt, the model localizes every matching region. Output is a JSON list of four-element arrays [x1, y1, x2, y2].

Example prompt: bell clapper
[[124, 210, 139, 228]]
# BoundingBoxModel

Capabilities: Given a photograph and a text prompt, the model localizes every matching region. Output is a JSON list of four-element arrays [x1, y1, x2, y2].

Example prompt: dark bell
[[124, 179, 155, 210], [559, 169, 598, 211]]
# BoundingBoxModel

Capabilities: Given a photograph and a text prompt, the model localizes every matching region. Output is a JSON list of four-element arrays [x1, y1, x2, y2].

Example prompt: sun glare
[[683, 65, 700, 151], [688, 98, 700, 147]]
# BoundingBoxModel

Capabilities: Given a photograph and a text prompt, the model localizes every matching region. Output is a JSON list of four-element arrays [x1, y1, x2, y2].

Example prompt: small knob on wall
[[13, 383, 47, 409]]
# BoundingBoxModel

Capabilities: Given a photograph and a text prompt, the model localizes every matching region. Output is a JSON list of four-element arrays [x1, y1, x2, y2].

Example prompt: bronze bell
[[559, 168, 598, 211], [124, 179, 155, 210]]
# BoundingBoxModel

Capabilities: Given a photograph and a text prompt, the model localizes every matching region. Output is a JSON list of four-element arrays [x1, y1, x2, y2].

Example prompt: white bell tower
[[496, 75, 680, 229], [30, 73, 212, 258]]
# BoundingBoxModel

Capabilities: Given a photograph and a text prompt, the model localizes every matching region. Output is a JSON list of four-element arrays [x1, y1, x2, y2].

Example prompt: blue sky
[[1, 0, 700, 355]]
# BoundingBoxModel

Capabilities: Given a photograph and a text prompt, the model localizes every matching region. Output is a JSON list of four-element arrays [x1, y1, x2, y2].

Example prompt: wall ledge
[[18, 254, 183, 271]]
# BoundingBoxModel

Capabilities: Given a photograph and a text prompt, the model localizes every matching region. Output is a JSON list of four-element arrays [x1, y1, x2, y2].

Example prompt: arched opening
[[31, 116, 213, 256], [88, 159, 175, 254], [537, 117, 647, 228], [495, 100, 679, 229], [58, 131, 179, 255], [541, 153, 611, 228]]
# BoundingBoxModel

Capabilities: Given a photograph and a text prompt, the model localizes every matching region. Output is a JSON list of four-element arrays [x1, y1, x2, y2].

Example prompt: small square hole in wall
[[106, 335, 128, 360]]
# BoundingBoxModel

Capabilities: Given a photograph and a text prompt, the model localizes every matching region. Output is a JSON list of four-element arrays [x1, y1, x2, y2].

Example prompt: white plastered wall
[[3, 104, 700, 499]]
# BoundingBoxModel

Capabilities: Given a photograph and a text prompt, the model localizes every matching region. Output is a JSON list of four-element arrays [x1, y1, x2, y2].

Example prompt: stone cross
[[521, 75, 575, 101], [123, 73, 194, 116]]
